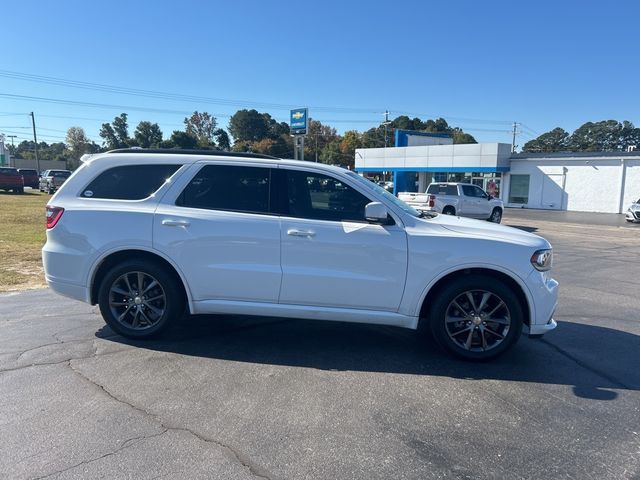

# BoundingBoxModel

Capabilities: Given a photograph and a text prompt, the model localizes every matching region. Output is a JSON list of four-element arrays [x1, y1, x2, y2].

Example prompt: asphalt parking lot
[[1, 210, 639, 480]]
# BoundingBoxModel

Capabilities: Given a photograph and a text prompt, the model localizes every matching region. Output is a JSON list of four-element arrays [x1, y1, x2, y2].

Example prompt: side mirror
[[365, 202, 390, 224]]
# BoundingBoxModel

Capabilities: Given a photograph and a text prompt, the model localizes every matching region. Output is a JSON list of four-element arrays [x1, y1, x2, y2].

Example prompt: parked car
[[43, 149, 557, 361], [39, 169, 72, 194], [17, 168, 39, 189], [0, 167, 24, 193], [625, 199, 640, 222], [377, 181, 394, 192], [398, 182, 504, 223]]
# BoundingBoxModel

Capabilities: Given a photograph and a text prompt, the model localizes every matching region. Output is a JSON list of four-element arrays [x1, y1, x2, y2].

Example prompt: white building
[[354, 131, 640, 214]]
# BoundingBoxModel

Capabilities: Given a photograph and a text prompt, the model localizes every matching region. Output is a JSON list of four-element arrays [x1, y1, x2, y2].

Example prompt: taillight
[[428, 194, 436, 208], [46, 206, 64, 229]]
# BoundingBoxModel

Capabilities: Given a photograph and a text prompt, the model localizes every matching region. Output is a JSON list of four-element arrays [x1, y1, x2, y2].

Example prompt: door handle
[[161, 219, 190, 227], [287, 228, 315, 237]]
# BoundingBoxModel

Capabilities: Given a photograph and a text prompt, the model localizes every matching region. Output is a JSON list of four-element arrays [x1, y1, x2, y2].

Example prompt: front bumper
[[626, 209, 639, 222], [525, 269, 559, 337]]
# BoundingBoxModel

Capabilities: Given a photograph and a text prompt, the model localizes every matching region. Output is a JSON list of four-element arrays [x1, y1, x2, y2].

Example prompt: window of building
[[508, 175, 530, 204], [433, 172, 447, 182], [177, 165, 271, 214], [82, 164, 180, 200], [284, 170, 372, 222]]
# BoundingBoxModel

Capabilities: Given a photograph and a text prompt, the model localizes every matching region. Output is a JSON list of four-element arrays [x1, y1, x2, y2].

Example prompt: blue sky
[[1, 0, 639, 148]]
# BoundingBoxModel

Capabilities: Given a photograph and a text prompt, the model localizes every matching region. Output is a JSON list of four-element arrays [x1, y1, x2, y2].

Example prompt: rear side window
[[82, 164, 180, 200], [176, 165, 271, 214], [426, 184, 458, 195]]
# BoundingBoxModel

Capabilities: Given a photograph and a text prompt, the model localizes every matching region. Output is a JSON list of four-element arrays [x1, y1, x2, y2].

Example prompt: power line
[[0, 69, 520, 125], [0, 69, 380, 114]]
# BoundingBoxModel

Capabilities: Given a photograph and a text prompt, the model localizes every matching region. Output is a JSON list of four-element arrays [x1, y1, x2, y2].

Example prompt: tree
[[305, 119, 338, 161], [568, 120, 640, 151], [228, 109, 271, 142], [522, 127, 570, 152], [169, 130, 198, 149], [451, 128, 477, 144], [184, 111, 217, 148], [214, 129, 231, 151], [134, 121, 163, 148], [100, 113, 130, 149], [65, 127, 91, 168], [319, 140, 348, 167], [340, 130, 361, 160]]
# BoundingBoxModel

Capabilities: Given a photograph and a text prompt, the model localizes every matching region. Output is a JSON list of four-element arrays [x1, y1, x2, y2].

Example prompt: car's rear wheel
[[98, 260, 184, 339], [489, 207, 502, 223], [429, 275, 523, 361], [442, 206, 456, 215]]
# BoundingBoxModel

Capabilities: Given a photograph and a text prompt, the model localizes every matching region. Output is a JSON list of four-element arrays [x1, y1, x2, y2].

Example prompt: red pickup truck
[[0, 167, 24, 194], [17, 168, 39, 189]]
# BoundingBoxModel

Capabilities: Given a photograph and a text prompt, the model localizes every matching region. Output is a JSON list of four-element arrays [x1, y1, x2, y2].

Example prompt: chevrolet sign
[[290, 108, 308, 134]]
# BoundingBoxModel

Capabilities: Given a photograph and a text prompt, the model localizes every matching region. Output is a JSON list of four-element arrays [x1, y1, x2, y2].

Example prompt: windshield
[[345, 171, 422, 218]]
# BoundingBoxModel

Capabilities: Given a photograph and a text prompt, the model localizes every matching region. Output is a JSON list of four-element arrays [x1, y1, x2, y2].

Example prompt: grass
[[0, 190, 49, 292]]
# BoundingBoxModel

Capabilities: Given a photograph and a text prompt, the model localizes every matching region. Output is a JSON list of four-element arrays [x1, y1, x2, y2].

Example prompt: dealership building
[[354, 130, 640, 214]]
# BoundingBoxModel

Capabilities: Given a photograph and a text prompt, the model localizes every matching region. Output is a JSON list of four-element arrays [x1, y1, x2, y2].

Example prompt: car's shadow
[[97, 316, 639, 401], [506, 224, 538, 233]]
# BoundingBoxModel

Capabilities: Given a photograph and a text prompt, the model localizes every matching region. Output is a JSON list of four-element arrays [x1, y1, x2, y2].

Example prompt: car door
[[473, 185, 492, 218], [153, 162, 282, 303], [277, 168, 408, 312], [460, 185, 482, 217]]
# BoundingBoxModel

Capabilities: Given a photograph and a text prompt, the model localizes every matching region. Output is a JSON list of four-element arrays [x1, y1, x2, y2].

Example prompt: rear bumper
[[45, 276, 90, 303]]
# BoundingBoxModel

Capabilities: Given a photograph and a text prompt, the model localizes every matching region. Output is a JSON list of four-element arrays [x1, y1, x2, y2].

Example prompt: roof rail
[[106, 148, 280, 160]]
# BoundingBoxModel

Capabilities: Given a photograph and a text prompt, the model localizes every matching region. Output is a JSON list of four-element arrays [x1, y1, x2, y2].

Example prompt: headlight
[[531, 249, 553, 271]]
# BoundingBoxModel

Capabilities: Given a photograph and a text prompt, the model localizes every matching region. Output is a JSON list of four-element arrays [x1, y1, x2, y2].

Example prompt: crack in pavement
[[65, 360, 277, 480], [0, 343, 131, 374], [32, 429, 170, 480]]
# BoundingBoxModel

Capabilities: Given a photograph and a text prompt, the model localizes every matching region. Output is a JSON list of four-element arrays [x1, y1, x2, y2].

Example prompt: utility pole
[[383, 110, 391, 148], [511, 121, 520, 153], [315, 131, 319, 163], [30, 112, 41, 173]]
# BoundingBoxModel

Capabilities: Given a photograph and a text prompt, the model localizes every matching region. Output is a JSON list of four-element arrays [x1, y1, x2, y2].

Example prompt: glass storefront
[[429, 172, 502, 198]]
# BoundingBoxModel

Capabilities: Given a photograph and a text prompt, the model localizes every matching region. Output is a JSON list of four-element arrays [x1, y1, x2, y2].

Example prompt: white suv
[[43, 149, 558, 360]]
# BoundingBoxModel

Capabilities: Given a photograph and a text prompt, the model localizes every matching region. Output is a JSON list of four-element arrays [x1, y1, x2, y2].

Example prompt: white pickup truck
[[398, 182, 504, 223]]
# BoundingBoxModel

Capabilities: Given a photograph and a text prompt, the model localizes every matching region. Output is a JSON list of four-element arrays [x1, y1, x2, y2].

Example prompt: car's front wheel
[[488, 207, 502, 223], [428, 275, 523, 361], [98, 260, 185, 339]]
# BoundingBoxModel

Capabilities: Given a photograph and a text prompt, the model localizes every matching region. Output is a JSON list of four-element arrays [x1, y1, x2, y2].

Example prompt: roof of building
[[511, 150, 640, 159]]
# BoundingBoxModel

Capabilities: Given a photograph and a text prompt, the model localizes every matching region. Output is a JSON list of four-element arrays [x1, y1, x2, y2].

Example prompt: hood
[[424, 213, 549, 248]]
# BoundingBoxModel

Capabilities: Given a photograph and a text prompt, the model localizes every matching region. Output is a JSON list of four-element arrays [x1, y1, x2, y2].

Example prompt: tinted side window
[[285, 170, 371, 222], [461, 185, 476, 197], [177, 165, 271, 214], [82, 164, 180, 200], [427, 184, 456, 195], [473, 186, 488, 198]]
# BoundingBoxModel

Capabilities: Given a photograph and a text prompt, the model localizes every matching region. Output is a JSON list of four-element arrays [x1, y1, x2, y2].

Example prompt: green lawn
[[0, 190, 49, 292]]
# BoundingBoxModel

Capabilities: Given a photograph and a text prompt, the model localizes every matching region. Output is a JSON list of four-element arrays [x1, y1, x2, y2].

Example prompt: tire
[[488, 208, 502, 223], [442, 206, 456, 216], [98, 259, 185, 339], [47, 186, 54, 195], [428, 274, 523, 361]]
